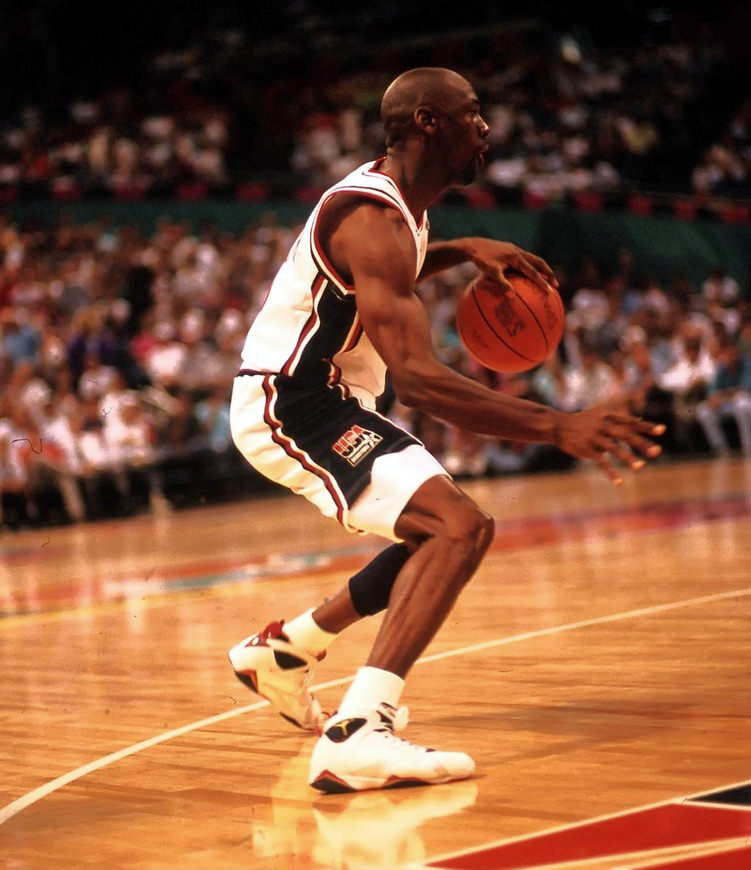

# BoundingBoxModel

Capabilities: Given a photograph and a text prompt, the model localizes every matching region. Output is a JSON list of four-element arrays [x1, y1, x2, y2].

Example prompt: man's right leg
[[309, 475, 494, 792]]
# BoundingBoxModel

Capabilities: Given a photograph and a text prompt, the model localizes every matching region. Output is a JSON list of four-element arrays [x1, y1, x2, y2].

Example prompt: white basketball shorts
[[230, 373, 449, 542]]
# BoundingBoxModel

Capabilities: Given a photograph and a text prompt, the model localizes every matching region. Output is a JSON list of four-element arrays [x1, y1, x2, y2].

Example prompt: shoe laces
[[374, 702, 410, 734]]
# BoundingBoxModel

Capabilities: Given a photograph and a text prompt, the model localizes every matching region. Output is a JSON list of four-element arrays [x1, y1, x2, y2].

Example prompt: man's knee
[[396, 476, 495, 559], [426, 500, 494, 589], [456, 502, 495, 560]]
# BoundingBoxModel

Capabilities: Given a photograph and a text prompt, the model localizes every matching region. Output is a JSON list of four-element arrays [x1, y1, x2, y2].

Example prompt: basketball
[[456, 271, 565, 373]]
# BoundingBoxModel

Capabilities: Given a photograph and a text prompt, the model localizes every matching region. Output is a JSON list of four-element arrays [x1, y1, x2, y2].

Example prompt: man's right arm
[[326, 201, 663, 483]]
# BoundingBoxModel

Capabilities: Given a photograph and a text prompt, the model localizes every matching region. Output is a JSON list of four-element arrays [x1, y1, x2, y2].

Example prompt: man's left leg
[[228, 543, 413, 730]]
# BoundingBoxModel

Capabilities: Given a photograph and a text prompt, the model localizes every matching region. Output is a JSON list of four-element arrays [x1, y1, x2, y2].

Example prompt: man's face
[[435, 82, 490, 185]]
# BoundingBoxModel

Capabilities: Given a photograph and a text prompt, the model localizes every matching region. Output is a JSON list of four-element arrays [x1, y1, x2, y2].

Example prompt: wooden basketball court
[[2, 457, 750, 869]]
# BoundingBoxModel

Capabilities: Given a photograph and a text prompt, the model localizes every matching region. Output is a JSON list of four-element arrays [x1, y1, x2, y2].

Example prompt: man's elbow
[[390, 367, 433, 410]]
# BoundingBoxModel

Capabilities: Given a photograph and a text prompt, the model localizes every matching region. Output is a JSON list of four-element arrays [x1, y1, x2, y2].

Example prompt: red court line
[[645, 845, 751, 869], [429, 801, 751, 870]]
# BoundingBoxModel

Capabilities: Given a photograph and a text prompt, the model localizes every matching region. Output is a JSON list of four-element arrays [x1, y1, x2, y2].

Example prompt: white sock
[[283, 608, 337, 657], [337, 666, 405, 717]]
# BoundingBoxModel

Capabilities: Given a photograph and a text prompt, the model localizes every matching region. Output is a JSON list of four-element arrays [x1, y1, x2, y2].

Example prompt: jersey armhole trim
[[311, 189, 411, 295]]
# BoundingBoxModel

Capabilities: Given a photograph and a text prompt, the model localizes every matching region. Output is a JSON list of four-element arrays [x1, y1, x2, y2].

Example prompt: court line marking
[[416, 585, 751, 666], [425, 779, 751, 869], [426, 839, 750, 870], [1, 585, 749, 827]]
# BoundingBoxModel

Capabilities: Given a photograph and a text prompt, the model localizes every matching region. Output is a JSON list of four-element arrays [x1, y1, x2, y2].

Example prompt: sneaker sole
[[310, 769, 471, 794]]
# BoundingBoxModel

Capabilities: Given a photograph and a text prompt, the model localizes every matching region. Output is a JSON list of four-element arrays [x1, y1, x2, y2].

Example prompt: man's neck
[[378, 149, 449, 220]]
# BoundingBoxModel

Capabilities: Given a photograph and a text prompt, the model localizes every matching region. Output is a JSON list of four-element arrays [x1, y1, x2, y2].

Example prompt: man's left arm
[[418, 237, 558, 295]]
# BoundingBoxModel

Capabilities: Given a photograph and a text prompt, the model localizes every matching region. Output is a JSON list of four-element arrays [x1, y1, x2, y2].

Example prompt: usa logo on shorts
[[332, 425, 383, 466]]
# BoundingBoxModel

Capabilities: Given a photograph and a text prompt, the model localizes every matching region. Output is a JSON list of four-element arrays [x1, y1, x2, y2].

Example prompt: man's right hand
[[552, 407, 665, 485]]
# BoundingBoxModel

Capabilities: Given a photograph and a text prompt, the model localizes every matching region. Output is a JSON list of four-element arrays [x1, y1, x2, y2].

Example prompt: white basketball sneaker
[[309, 703, 475, 793], [228, 620, 325, 731]]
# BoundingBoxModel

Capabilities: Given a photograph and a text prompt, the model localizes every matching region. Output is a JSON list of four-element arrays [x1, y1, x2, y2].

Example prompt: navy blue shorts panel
[[271, 376, 419, 507]]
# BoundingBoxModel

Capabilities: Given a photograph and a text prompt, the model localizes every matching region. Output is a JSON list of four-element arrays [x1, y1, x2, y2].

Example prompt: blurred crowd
[[290, 32, 738, 204], [0, 12, 747, 203], [0, 211, 296, 529], [1, 210, 750, 531]]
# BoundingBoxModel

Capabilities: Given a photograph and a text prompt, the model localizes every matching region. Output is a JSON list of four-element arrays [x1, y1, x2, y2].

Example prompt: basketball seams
[[472, 284, 542, 362], [465, 288, 535, 367], [510, 282, 551, 355], [456, 273, 564, 372]]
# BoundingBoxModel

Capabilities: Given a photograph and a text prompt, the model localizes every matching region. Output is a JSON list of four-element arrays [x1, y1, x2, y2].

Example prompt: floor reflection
[[312, 780, 478, 869], [250, 743, 478, 869]]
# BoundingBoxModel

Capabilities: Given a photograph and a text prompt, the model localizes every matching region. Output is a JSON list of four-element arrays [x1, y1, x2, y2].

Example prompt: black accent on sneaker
[[311, 774, 355, 794], [273, 650, 307, 670], [233, 671, 259, 694], [384, 778, 429, 790], [324, 717, 367, 743], [311, 774, 431, 794]]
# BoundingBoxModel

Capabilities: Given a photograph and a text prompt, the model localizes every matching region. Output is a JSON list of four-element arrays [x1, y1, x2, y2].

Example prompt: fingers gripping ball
[[456, 271, 565, 373]]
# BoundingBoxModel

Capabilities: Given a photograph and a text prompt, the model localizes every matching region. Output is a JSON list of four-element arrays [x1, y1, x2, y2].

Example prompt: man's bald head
[[381, 67, 474, 148]]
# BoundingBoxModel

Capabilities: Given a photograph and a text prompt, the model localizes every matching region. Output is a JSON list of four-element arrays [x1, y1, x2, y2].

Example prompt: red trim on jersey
[[311, 187, 412, 292], [280, 272, 327, 377], [261, 374, 347, 526]]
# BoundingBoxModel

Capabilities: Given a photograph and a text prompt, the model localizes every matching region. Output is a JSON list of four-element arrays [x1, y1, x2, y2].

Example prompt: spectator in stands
[[194, 385, 233, 454], [158, 390, 208, 460], [617, 325, 671, 421], [142, 320, 189, 390], [657, 325, 717, 452], [558, 338, 622, 412], [102, 391, 166, 513], [76, 350, 120, 403], [701, 267, 742, 342], [0, 14, 739, 205], [1, 307, 39, 364], [0, 402, 35, 529], [695, 338, 751, 456], [34, 392, 86, 522], [175, 309, 226, 393], [71, 395, 131, 517]]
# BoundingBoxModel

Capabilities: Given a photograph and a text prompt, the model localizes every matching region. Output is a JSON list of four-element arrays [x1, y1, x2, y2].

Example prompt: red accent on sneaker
[[244, 620, 286, 647]]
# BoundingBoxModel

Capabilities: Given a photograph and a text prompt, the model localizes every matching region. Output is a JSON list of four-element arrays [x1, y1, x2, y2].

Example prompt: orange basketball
[[456, 271, 565, 373]]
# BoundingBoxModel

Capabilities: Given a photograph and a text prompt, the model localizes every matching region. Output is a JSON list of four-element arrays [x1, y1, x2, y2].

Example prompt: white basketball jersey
[[238, 160, 429, 407]]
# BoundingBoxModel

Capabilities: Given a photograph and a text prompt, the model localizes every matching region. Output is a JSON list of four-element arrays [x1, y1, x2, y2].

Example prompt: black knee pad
[[348, 543, 411, 616]]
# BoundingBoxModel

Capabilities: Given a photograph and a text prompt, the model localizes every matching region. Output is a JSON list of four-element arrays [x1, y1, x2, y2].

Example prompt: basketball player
[[228, 67, 664, 793]]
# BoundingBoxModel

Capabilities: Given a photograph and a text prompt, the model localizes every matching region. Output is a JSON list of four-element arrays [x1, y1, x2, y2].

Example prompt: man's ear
[[414, 106, 437, 135]]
